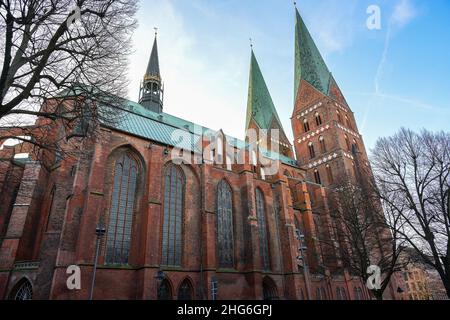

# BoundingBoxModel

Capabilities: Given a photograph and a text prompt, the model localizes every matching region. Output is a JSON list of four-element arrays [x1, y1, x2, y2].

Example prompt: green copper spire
[[145, 35, 161, 80], [139, 31, 164, 113], [294, 7, 331, 99], [246, 50, 285, 132]]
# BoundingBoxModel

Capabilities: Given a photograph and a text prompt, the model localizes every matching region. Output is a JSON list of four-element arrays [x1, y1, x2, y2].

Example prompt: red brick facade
[[0, 107, 406, 300], [0, 8, 404, 301]]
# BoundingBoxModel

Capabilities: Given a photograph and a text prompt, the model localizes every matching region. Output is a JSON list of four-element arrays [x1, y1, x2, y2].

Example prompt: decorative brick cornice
[[295, 101, 323, 119], [307, 152, 339, 169], [297, 124, 331, 143], [333, 101, 349, 114], [336, 123, 360, 139]]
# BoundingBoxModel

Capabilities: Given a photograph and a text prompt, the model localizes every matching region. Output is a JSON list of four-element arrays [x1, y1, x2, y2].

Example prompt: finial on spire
[[249, 37, 253, 49], [294, 1, 297, 8], [154, 27, 158, 36]]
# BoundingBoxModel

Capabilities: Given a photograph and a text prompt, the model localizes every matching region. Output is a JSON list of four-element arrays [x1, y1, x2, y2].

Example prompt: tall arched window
[[319, 136, 326, 153], [106, 152, 139, 265], [345, 115, 352, 129], [308, 142, 316, 159], [217, 180, 234, 268], [336, 110, 342, 124], [315, 112, 322, 126], [303, 119, 310, 132], [345, 135, 351, 151], [162, 164, 185, 266], [178, 279, 194, 300], [314, 169, 321, 185], [352, 139, 359, 154], [256, 189, 270, 271], [326, 165, 334, 184]]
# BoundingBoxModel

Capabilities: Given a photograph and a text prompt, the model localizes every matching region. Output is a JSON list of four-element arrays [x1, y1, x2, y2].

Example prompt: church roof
[[98, 97, 299, 168], [145, 36, 161, 80], [294, 7, 332, 99], [246, 50, 286, 134]]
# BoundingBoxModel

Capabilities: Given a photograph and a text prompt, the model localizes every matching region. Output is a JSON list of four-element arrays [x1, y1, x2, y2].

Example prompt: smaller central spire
[[139, 31, 164, 113], [145, 34, 161, 81], [245, 49, 293, 157]]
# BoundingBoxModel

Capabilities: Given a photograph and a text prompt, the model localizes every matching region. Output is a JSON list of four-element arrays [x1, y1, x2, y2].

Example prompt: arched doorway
[[10, 278, 33, 300], [157, 279, 173, 300], [177, 279, 194, 300], [262, 277, 279, 300]]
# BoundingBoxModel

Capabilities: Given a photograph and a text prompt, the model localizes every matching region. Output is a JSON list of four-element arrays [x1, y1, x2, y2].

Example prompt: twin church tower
[[138, 7, 370, 187]]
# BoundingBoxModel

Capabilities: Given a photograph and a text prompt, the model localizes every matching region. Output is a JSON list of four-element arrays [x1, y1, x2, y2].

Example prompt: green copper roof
[[246, 50, 286, 133], [98, 97, 298, 167], [294, 8, 331, 99]]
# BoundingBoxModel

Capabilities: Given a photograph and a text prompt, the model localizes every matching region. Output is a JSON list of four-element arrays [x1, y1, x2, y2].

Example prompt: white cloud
[[392, 0, 417, 27], [127, 0, 248, 140], [306, 0, 358, 56]]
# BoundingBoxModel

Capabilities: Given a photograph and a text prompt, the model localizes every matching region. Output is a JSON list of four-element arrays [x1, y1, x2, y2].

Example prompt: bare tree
[[328, 157, 408, 300], [0, 0, 138, 164], [372, 128, 450, 298]]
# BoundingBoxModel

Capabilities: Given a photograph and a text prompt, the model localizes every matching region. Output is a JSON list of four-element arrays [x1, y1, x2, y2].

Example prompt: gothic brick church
[[0, 8, 403, 300]]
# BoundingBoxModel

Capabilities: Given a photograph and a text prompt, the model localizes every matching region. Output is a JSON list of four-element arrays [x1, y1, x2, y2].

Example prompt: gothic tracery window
[[315, 112, 322, 126], [319, 136, 326, 153], [308, 142, 316, 159], [217, 180, 234, 268], [256, 188, 270, 271], [303, 119, 310, 133], [161, 164, 185, 266], [12, 279, 33, 300], [106, 152, 139, 265], [326, 165, 334, 184], [314, 169, 321, 185]]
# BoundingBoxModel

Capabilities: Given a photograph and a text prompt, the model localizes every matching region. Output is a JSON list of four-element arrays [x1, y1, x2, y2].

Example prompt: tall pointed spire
[[139, 31, 164, 113], [246, 50, 284, 131], [246, 49, 293, 157], [145, 33, 161, 81], [294, 7, 331, 100]]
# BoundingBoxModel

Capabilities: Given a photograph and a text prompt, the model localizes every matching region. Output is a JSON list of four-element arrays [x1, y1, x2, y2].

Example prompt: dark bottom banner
[[1, 300, 445, 319]]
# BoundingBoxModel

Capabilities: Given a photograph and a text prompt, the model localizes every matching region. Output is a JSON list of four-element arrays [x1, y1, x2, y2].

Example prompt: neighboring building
[[404, 266, 432, 300], [0, 7, 401, 300], [400, 248, 448, 300]]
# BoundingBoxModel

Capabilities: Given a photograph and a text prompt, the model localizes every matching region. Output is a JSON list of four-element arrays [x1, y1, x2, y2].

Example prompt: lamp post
[[89, 224, 106, 300], [155, 270, 166, 300], [295, 229, 312, 300]]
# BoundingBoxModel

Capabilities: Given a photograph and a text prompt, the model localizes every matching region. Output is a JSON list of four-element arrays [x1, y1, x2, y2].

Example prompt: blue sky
[[127, 0, 450, 153]]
